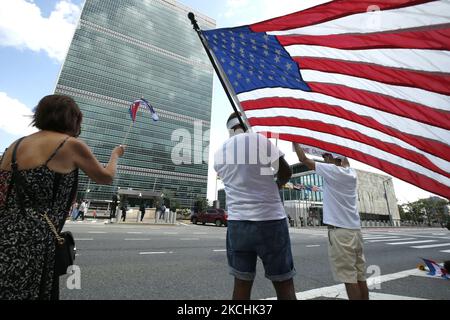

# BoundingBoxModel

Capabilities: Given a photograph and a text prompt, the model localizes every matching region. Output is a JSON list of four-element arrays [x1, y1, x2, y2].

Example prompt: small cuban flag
[[129, 98, 159, 122]]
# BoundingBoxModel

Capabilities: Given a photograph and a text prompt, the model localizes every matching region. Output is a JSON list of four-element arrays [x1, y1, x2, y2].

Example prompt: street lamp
[[382, 178, 394, 226]]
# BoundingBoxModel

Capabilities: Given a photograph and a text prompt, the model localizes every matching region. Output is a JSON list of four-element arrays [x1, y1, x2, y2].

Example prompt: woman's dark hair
[[31, 94, 82, 137]]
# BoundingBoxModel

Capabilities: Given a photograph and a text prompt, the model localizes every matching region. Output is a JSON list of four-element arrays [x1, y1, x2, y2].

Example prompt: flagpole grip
[[122, 121, 134, 145], [188, 12, 248, 131]]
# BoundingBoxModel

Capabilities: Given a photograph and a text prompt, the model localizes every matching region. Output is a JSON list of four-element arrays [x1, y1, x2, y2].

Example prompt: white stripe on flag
[[268, 1, 450, 36], [300, 69, 450, 112], [245, 107, 449, 169], [251, 125, 450, 187], [286, 46, 450, 74], [238, 88, 449, 140]]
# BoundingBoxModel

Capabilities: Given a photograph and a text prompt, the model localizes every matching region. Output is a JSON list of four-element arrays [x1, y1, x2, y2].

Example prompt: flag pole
[[122, 121, 134, 145], [188, 12, 249, 131]]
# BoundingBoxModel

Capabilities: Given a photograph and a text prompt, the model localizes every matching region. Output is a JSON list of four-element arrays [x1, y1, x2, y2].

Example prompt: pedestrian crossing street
[[363, 233, 450, 253]]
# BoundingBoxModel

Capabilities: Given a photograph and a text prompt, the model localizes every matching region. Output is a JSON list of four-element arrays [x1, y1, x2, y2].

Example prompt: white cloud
[[0, 92, 37, 136], [0, 0, 82, 62]]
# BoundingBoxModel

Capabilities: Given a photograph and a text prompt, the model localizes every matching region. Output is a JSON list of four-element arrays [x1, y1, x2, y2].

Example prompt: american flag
[[202, 0, 450, 199]]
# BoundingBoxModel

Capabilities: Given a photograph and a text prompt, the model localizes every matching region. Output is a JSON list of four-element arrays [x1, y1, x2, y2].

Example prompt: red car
[[191, 208, 228, 227]]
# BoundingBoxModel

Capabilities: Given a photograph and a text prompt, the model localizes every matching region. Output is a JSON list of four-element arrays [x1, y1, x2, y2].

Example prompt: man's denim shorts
[[226, 218, 296, 282]]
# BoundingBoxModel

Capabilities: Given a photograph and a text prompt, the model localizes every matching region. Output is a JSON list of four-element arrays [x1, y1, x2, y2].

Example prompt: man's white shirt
[[316, 162, 361, 229], [214, 132, 286, 221]]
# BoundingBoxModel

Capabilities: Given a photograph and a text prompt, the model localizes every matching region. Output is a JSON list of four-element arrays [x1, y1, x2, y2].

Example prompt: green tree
[[402, 197, 449, 226], [194, 196, 209, 213], [170, 199, 180, 213]]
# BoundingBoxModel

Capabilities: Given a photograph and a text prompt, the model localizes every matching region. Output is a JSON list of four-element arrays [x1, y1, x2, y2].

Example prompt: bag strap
[[9, 137, 66, 244], [0, 147, 7, 167], [45, 136, 70, 166], [5, 138, 25, 209], [11, 137, 25, 171]]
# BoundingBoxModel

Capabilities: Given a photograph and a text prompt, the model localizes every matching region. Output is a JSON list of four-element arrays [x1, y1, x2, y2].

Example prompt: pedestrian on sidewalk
[[159, 204, 166, 220], [0, 94, 125, 300], [214, 112, 296, 300], [140, 202, 146, 222], [293, 143, 369, 300], [75, 200, 87, 221], [71, 201, 79, 221], [121, 202, 127, 222]]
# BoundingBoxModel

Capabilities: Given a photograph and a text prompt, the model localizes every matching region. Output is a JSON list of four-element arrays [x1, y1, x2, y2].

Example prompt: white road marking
[[363, 235, 394, 238], [387, 240, 436, 245], [127, 232, 143, 234], [88, 231, 107, 234], [368, 238, 415, 243], [440, 249, 450, 253], [194, 232, 208, 235], [263, 267, 428, 300], [164, 232, 178, 235], [180, 238, 200, 241], [124, 238, 152, 241], [213, 249, 226, 252], [363, 236, 400, 240], [139, 251, 173, 255], [367, 293, 426, 300], [411, 243, 450, 249], [306, 245, 321, 248], [75, 238, 94, 241]]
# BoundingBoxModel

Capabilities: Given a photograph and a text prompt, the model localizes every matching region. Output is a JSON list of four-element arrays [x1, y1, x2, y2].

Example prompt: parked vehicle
[[191, 208, 228, 227]]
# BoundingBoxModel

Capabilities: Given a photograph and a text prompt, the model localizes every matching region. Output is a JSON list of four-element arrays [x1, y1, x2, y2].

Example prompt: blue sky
[[0, 0, 436, 204]]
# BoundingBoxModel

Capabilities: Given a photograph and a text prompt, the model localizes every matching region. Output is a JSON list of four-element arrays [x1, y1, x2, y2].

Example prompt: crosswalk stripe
[[440, 249, 450, 253], [364, 236, 400, 240], [411, 243, 450, 249], [139, 251, 173, 255], [368, 238, 416, 243], [387, 240, 436, 245]]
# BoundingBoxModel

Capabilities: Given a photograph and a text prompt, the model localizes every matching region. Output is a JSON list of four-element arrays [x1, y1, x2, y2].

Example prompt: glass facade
[[55, 0, 215, 207]]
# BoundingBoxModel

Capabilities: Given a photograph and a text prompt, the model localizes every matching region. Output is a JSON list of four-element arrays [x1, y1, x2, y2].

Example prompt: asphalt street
[[60, 221, 450, 300]]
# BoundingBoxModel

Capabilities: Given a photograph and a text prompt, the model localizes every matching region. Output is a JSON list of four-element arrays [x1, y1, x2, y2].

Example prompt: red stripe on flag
[[269, 133, 450, 199], [249, 0, 434, 32], [249, 116, 450, 178], [242, 98, 450, 162], [278, 25, 450, 50], [308, 82, 450, 130], [294, 57, 450, 96]]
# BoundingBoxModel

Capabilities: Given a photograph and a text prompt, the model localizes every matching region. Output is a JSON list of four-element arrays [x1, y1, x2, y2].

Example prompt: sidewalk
[[65, 217, 190, 227]]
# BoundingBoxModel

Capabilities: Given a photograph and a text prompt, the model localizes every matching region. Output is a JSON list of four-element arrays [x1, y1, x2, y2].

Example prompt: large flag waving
[[201, 0, 450, 199]]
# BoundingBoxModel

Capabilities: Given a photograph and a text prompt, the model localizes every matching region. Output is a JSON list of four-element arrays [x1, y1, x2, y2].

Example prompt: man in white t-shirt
[[214, 112, 296, 300], [293, 143, 369, 300]]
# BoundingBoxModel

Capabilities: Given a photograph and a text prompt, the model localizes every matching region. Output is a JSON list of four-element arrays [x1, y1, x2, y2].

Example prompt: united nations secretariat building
[[54, 0, 215, 208], [219, 162, 401, 228]]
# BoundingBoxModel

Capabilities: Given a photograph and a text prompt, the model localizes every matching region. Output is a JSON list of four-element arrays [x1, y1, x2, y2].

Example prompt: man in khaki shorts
[[293, 143, 369, 300]]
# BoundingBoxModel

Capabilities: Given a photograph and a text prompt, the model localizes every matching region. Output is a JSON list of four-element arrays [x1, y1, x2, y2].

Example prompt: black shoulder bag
[[10, 138, 77, 276]]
